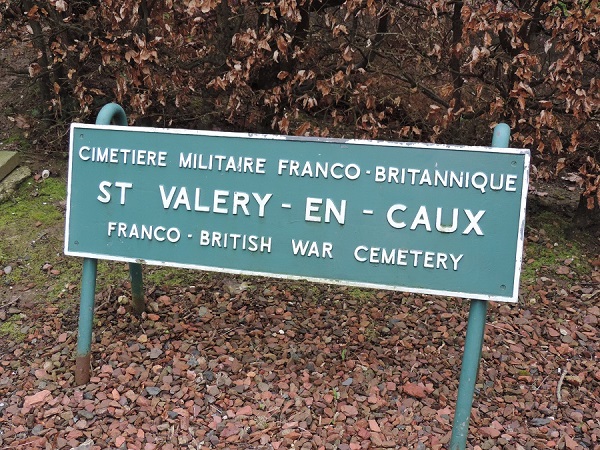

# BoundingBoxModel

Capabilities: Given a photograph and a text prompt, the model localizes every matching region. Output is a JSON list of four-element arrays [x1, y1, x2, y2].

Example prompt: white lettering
[[80, 147, 167, 166], [97, 181, 112, 203], [213, 190, 229, 214], [232, 192, 250, 215], [194, 188, 210, 212], [410, 206, 431, 231], [305, 198, 322, 222], [253, 193, 273, 218], [106, 222, 180, 242], [506, 174, 518, 191], [159, 185, 177, 209], [462, 210, 485, 235], [79, 146, 91, 161], [386, 204, 407, 229], [199, 229, 272, 253], [353, 245, 464, 271], [435, 207, 458, 233], [450, 253, 464, 270], [279, 160, 361, 180], [354, 245, 368, 262], [108, 221, 117, 236], [305, 198, 346, 224], [386, 205, 485, 235], [159, 186, 272, 217], [173, 188, 191, 210], [371, 166, 520, 193], [114, 181, 133, 205]]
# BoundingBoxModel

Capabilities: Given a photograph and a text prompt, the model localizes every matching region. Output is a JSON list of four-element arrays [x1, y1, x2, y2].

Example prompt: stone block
[[0, 151, 19, 182]]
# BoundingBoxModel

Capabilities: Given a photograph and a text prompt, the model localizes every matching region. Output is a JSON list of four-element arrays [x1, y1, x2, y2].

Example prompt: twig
[[532, 373, 550, 392], [557, 367, 568, 402], [0, 296, 20, 308], [95, 286, 113, 312], [487, 323, 520, 336], [210, 404, 224, 415]]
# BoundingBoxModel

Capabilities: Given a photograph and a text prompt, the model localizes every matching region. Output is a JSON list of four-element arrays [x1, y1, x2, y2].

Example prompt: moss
[[0, 177, 73, 299], [0, 177, 65, 226], [522, 210, 591, 283], [144, 266, 205, 288], [0, 175, 211, 303], [0, 315, 26, 341], [3, 134, 30, 151], [347, 287, 374, 301]]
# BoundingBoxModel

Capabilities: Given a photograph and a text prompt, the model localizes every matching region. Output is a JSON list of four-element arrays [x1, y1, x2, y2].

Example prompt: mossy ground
[[0, 314, 27, 340], [0, 177, 70, 293], [0, 174, 212, 339], [346, 287, 375, 301], [522, 209, 593, 284]]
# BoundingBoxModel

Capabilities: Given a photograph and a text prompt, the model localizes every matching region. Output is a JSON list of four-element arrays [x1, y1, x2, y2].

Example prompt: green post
[[75, 257, 97, 385], [449, 299, 489, 448], [129, 262, 146, 316], [449, 123, 511, 449], [96, 103, 146, 316], [74, 104, 145, 385], [95, 102, 128, 127]]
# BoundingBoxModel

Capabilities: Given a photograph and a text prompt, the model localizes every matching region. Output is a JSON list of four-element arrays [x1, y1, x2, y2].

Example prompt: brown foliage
[[0, 0, 598, 204]]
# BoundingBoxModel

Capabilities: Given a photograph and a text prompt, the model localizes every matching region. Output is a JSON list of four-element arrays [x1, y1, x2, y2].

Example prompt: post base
[[75, 354, 91, 385]]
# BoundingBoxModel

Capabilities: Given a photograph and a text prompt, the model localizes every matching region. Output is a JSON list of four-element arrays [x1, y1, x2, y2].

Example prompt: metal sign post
[[449, 123, 511, 449], [74, 104, 144, 385]]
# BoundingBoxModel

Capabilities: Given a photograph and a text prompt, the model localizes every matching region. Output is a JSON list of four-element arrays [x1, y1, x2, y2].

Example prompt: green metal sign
[[66, 124, 529, 302]]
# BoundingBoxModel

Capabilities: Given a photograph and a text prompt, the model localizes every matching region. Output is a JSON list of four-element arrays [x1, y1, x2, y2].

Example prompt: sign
[[65, 124, 529, 302]]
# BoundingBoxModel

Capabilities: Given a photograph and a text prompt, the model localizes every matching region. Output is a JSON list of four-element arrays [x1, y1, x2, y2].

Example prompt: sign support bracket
[[74, 103, 145, 385], [449, 123, 511, 449]]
